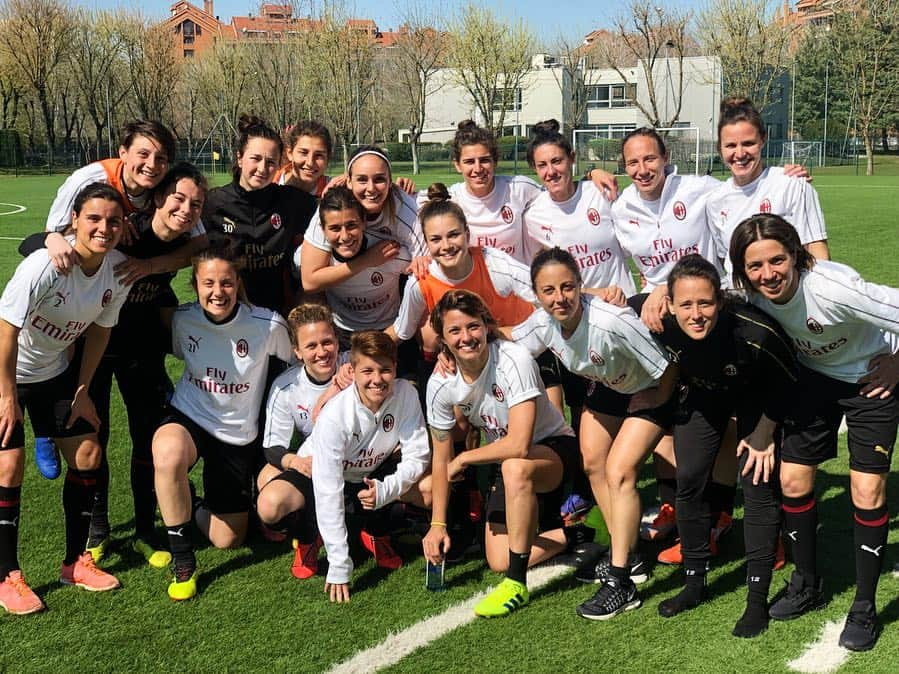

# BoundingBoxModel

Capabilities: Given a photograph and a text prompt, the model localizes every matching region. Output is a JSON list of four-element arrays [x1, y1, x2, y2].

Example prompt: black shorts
[[782, 367, 898, 474], [5, 363, 98, 450], [159, 407, 254, 514], [583, 379, 677, 429]]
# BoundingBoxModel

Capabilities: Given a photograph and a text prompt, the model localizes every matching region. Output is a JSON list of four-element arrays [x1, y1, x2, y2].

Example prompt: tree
[[793, 29, 851, 144], [696, 0, 796, 113], [549, 33, 604, 132], [447, 3, 535, 136], [121, 15, 181, 122]]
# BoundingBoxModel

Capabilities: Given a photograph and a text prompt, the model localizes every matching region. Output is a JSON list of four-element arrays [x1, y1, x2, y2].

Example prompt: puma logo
[[861, 545, 883, 557], [167, 527, 185, 538], [874, 445, 890, 457], [187, 335, 201, 353], [787, 530, 798, 541], [0, 517, 18, 527]]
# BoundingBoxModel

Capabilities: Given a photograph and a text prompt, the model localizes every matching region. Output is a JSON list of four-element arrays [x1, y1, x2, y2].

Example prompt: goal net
[[573, 126, 703, 175], [780, 141, 823, 168]]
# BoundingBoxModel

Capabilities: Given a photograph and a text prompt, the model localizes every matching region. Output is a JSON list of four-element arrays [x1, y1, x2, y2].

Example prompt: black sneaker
[[768, 571, 825, 620], [576, 576, 642, 620], [575, 551, 649, 584], [838, 600, 878, 652]]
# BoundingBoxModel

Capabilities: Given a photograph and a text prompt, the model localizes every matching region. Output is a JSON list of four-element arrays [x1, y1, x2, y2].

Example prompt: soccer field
[[0, 168, 897, 673]]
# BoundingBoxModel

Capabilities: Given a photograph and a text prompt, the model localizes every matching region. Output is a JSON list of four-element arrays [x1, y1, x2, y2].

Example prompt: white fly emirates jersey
[[511, 296, 669, 394], [427, 340, 573, 443], [304, 191, 426, 258], [707, 166, 827, 277], [612, 170, 723, 290], [310, 379, 429, 584], [262, 352, 350, 453], [0, 247, 131, 383], [170, 303, 293, 445], [747, 261, 899, 383], [524, 182, 636, 294]]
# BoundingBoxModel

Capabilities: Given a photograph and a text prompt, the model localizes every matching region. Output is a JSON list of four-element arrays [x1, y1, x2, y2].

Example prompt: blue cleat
[[35, 437, 60, 479]]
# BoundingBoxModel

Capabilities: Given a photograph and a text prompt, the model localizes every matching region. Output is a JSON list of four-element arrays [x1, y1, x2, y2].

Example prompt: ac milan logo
[[492, 383, 505, 402], [270, 213, 282, 230], [759, 199, 771, 214], [102, 289, 112, 307], [236, 339, 249, 358], [370, 271, 384, 286], [673, 201, 687, 221], [382, 414, 395, 432], [806, 317, 824, 334], [587, 208, 601, 226], [589, 349, 605, 366], [723, 364, 738, 377], [500, 205, 514, 224]]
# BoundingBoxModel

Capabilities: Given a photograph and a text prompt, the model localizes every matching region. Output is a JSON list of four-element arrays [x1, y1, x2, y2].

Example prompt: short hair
[[284, 120, 333, 158], [526, 119, 572, 167], [233, 114, 283, 180], [666, 254, 723, 302], [72, 182, 127, 217], [350, 330, 397, 365], [286, 303, 336, 349], [189, 241, 250, 305], [120, 120, 176, 163], [451, 120, 498, 164], [429, 289, 501, 344], [621, 127, 667, 158], [718, 97, 767, 144], [318, 185, 366, 225], [530, 247, 582, 290], [729, 214, 815, 292], [154, 162, 208, 202], [418, 182, 467, 235]]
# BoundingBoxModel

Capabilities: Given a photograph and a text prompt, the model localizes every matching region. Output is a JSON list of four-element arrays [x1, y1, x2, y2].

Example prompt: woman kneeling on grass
[[424, 290, 579, 618]]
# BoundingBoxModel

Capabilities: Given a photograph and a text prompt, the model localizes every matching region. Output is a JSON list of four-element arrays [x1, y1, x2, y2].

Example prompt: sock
[[608, 563, 629, 583], [657, 477, 677, 510], [277, 510, 317, 545], [745, 560, 773, 609], [707, 480, 736, 517], [781, 492, 818, 584], [166, 520, 196, 579], [63, 469, 99, 565], [131, 456, 158, 540], [507, 550, 529, 585], [563, 523, 592, 548], [853, 504, 888, 604], [88, 456, 110, 542], [0, 485, 21, 579]]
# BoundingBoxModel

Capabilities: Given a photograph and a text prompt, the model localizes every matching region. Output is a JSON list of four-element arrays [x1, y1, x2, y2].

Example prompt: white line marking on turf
[[0, 236, 24, 241], [327, 562, 572, 674], [0, 203, 26, 216], [787, 620, 850, 674]]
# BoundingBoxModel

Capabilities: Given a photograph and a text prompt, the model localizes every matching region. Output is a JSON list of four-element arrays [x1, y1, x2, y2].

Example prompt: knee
[[582, 451, 605, 479], [605, 462, 636, 492], [255, 489, 283, 525], [486, 553, 509, 573], [851, 479, 886, 510], [152, 441, 189, 476], [73, 440, 103, 471], [210, 528, 246, 550], [780, 471, 812, 499], [675, 470, 704, 501], [501, 459, 533, 493]]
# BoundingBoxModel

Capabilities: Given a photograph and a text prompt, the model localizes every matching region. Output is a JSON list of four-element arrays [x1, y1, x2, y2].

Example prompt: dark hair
[[284, 120, 333, 158], [120, 120, 176, 163], [154, 162, 208, 204], [72, 182, 127, 216], [350, 330, 397, 365], [451, 120, 498, 163], [418, 182, 468, 235], [530, 247, 582, 290], [190, 241, 250, 305], [318, 185, 366, 224], [287, 303, 336, 350], [718, 97, 767, 144], [429, 289, 501, 345], [729, 214, 815, 292], [346, 144, 396, 223], [621, 127, 667, 158], [666, 254, 723, 302], [233, 114, 283, 180], [526, 119, 572, 167]]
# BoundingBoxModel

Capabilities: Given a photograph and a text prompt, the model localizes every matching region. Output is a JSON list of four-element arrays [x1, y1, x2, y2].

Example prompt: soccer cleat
[[34, 437, 60, 480], [712, 511, 733, 540], [86, 535, 110, 564], [133, 538, 173, 569], [768, 571, 825, 620], [360, 531, 403, 570], [838, 600, 878, 652], [60, 552, 120, 592], [640, 503, 676, 541], [576, 575, 641, 620], [0, 571, 45, 615], [576, 550, 648, 584], [474, 577, 529, 617], [657, 537, 720, 566], [291, 537, 322, 580], [167, 568, 198, 601]]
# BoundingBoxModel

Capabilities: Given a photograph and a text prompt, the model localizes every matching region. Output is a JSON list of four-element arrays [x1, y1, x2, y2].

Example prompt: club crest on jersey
[[759, 198, 772, 213], [382, 414, 395, 432], [235, 339, 249, 358], [589, 349, 605, 366], [101, 289, 112, 307], [806, 317, 824, 334], [723, 364, 738, 376], [673, 201, 687, 221], [491, 384, 505, 402], [370, 271, 384, 286], [500, 205, 514, 224], [587, 208, 601, 226], [270, 213, 282, 230]]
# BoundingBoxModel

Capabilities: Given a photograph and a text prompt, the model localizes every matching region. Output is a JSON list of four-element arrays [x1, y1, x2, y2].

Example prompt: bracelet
[[430, 521, 447, 527]]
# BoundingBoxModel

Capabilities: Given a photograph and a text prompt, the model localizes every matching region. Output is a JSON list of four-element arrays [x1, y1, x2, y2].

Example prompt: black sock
[[166, 520, 196, 578], [782, 492, 817, 584], [276, 509, 317, 545], [63, 468, 99, 565], [507, 550, 529, 585], [657, 477, 677, 509], [608, 563, 629, 583], [0, 485, 21, 579], [853, 504, 888, 604], [131, 456, 157, 540], [88, 456, 110, 542], [746, 560, 773, 609], [707, 480, 736, 517]]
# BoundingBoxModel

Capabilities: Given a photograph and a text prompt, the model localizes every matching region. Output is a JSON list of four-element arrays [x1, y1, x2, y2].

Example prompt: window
[[492, 88, 522, 112], [583, 123, 637, 139], [587, 83, 637, 109], [183, 49, 195, 58]]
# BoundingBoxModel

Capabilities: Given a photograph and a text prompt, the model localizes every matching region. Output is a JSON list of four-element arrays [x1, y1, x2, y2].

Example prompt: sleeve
[[794, 180, 827, 244], [189, 219, 206, 237], [509, 311, 549, 358], [816, 269, 899, 336], [268, 313, 296, 363], [518, 176, 542, 207], [751, 325, 800, 423], [615, 309, 671, 380], [395, 192, 427, 257], [501, 346, 543, 407], [483, 248, 537, 304], [0, 254, 54, 328], [18, 232, 49, 257], [311, 405, 354, 585], [374, 383, 430, 509], [170, 308, 186, 359], [392, 277, 428, 342], [425, 374, 458, 430], [302, 211, 330, 252], [45, 165, 107, 232], [262, 377, 297, 449]]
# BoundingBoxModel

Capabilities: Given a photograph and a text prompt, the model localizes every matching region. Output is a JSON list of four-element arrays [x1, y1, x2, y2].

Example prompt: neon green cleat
[[86, 536, 110, 564], [474, 578, 529, 618], [133, 538, 173, 569], [167, 570, 198, 601]]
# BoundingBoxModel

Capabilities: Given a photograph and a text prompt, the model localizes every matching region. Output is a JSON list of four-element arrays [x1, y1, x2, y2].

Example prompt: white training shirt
[[707, 166, 828, 276], [0, 247, 131, 384], [524, 182, 636, 294], [612, 169, 723, 290], [391, 246, 536, 341], [427, 339, 573, 444], [310, 379, 429, 585], [170, 302, 293, 445], [746, 261, 899, 383], [511, 295, 670, 394], [304, 191, 426, 258]]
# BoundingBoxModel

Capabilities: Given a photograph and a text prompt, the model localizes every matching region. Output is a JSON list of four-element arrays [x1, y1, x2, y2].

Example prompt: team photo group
[[0, 95, 897, 654]]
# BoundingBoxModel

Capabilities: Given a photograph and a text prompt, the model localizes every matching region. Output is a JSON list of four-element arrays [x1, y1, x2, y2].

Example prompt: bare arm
[[300, 240, 401, 293], [448, 399, 536, 476], [68, 323, 112, 430], [805, 240, 830, 262], [0, 320, 22, 447], [422, 426, 454, 564]]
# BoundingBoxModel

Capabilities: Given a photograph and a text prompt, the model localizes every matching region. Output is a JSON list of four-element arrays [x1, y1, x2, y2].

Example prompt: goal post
[[780, 141, 823, 168], [573, 126, 703, 175]]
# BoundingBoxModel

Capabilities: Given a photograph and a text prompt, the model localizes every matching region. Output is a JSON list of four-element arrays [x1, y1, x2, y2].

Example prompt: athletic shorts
[[159, 407, 255, 514], [583, 379, 677, 430], [782, 366, 898, 474], [4, 362, 98, 450]]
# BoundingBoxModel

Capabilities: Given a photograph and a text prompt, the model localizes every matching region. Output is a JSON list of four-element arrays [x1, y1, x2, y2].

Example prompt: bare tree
[[447, 3, 535, 136], [549, 33, 606, 132], [696, 0, 795, 113], [121, 15, 181, 122], [0, 49, 24, 129]]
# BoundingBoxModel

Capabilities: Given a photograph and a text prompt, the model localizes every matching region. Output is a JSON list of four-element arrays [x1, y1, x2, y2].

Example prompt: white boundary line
[[787, 620, 850, 673], [0, 236, 24, 241], [0, 203, 26, 216], [326, 561, 572, 674]]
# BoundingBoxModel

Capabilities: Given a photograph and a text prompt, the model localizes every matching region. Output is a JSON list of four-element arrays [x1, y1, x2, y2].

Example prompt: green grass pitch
[[0, 163, 897, 672]]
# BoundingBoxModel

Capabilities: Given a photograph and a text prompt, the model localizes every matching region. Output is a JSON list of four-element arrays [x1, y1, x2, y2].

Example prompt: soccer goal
[[573, 126, 703, 175], [780, 141, 823, 168]]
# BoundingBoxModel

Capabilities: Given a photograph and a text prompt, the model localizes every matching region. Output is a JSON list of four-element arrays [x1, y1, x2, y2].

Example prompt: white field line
[[326, 561, 572, 674], [0, 236, 24, 241], [787, 620, 850, 673], [0, 203, 26, 216]]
